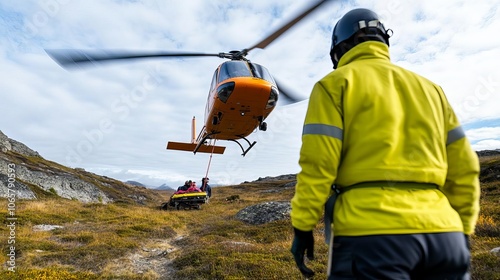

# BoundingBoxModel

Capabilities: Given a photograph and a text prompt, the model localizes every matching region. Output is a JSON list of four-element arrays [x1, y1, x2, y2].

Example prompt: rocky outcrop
[[0, 130, 40, 157], [0, 131, 158, 204], [477, 150, 500, 157], [0, 160, 111, 203], [0, 173, 37, 199], [247, 174, 296, 183], [235, 201, 291, 225]]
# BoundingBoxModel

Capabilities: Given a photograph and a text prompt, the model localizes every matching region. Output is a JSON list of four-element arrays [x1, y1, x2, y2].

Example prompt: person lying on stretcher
[[175, 181, 202, 194]]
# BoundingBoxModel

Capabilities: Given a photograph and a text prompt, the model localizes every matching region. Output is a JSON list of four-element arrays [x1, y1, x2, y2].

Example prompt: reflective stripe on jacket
[[290, 41, 480, 236]]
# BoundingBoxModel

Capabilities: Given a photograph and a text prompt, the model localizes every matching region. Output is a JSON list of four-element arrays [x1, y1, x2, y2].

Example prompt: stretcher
[[161, 191, 207, 210]]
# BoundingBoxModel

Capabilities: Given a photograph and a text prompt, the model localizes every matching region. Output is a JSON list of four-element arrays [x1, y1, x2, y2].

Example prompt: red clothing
[[186, 186, 201, 192]]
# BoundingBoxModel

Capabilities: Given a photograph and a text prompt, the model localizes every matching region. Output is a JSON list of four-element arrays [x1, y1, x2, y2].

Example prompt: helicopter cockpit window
[[250, 63, 276, 85], [209, 69, 218, 93], [218, 61, 252, 82]]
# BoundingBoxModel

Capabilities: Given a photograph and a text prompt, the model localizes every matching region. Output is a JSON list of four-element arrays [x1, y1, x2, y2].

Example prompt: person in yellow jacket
[[290, 8, 480, 279]]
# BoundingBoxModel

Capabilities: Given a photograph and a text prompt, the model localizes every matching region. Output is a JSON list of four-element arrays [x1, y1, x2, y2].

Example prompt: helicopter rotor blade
[[246, 0, 330, 53], [275, 78, 307, 105], [46, 1, 332, 66], [45, 49, 223, 69]]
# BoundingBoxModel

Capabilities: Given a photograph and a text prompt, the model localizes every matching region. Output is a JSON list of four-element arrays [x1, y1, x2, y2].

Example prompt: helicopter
[[45, 0, 331, 156]]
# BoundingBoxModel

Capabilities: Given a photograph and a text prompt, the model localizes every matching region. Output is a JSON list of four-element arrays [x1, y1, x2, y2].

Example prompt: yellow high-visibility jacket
[[291, 41, 480, 236]]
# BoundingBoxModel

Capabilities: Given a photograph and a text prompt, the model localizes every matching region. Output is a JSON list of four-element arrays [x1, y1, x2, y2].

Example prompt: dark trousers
[[328, 232, 470, 280]]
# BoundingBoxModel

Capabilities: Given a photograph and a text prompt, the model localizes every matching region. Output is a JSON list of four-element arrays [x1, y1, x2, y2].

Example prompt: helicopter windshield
[[218, 61, 252, 82], [249, 63, 276, 85], [218, 61, 276, 86]]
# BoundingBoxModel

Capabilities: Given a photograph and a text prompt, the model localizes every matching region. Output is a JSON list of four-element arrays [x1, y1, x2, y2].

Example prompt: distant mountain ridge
[[477, 149, 500, 157], [125, 180, 146, 188], [0, 130, 160, 204], [156, 183, 174, 190]]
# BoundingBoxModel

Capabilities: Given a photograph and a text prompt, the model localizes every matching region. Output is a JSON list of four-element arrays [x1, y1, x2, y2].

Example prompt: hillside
[[0, 131, 499, 279], [0, 131, 160, 205]]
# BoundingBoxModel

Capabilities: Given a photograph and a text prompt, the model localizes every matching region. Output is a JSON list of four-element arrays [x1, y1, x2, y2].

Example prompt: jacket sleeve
[[442, 105, 480, 235], [291, 80, 344, 232]]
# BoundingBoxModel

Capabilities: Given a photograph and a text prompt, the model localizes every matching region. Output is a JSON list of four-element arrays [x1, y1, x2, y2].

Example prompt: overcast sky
[[1, 0, 499, 188]]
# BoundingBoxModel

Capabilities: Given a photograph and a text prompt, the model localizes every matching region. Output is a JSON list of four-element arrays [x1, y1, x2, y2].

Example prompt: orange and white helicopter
[[46, 0, 330, 156]]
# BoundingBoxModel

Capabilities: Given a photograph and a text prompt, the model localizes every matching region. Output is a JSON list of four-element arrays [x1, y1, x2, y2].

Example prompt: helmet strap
[[330, 41, 354, 69]]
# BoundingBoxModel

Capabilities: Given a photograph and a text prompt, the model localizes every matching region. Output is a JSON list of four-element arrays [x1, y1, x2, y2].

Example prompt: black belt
[[324, 181, 439, 244]]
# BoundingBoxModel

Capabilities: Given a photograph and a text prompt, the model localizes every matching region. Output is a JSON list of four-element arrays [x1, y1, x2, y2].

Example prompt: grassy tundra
[[1, 155, 499, 279]]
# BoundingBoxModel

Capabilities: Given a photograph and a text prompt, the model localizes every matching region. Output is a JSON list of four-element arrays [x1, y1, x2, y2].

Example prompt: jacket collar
[[337, 41, 390, 68]]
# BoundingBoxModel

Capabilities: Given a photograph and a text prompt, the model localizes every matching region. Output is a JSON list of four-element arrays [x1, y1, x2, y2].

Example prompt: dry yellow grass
[[1, 162, 499, 279]]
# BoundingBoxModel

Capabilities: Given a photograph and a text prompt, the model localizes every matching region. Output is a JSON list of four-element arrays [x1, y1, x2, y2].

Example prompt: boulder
[[235, 201, 291, 225], [491, 247, 500, 257]]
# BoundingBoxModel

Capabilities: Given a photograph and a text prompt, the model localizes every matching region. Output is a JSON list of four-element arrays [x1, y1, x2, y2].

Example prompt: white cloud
[[1, 0, 499, 187], [466, 127, 500, 142], [472, 140, 500, 152]]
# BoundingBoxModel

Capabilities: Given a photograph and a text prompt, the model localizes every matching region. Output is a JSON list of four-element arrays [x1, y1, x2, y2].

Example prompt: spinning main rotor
[[47, 1, 330, 67]]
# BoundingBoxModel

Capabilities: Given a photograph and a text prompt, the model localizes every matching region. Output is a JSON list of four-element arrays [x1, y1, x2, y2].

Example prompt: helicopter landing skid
[[195, 133, 256, 156], [229, 137, 256, 156]]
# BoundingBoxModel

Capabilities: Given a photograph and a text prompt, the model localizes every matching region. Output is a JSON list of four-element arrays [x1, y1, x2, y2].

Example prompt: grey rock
[[220, 241, 255, 250], [0, 131, 10, 153], [281, 181, 296, 188], [0, 130, 40, 157], [128, 194, 147, 205], [260, 181, 296, 194], [235, 201, 291, 225], [33, 224, 64, 231], [0, 159, 111, 203], [253, 174, 296, 182], [491, 247, 500, 257], [0, 173, 37, 199]]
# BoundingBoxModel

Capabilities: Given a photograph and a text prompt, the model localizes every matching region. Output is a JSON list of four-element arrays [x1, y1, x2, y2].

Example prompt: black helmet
[[330, 8, 391, 69]]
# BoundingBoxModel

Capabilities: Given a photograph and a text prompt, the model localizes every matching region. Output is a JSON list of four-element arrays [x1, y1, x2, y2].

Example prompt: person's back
[[330, 41, 450, 184], [321, 41, 472, 236], [290, 8, 480, 279]]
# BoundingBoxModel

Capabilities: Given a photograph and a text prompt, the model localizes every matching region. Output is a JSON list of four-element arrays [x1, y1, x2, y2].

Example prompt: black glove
[[291, 227, 315, 278], [464, 234, 470, 250]]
